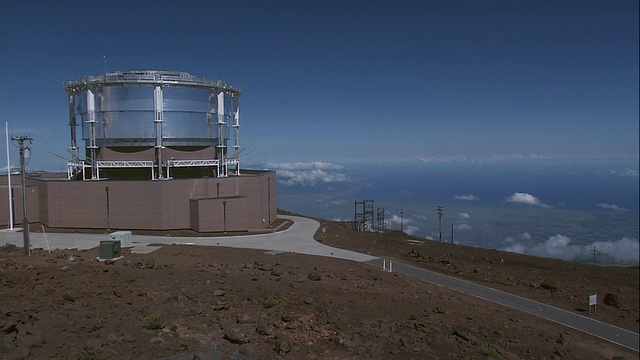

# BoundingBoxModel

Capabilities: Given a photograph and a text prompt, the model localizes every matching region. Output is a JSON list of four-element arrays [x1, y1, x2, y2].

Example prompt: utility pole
[[400, 208, 404, 232], [437, 205, 444, 243], [12, 136, 32, 256], [451, 223, 454, 244]]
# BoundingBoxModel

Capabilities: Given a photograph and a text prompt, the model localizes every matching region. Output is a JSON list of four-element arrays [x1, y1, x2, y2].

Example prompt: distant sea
[[266, 159, 639, 266]]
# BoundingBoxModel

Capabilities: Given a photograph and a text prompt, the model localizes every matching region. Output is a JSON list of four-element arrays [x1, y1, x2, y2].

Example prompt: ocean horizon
[[259, 158, 639, 267]]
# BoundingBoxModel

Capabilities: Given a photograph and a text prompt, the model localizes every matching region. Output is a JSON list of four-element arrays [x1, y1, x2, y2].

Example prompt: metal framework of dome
[[65, 70, 241, 181]]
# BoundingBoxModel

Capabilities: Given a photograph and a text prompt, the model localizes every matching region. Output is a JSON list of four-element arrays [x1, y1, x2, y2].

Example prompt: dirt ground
[[0, 214, 638, 359]]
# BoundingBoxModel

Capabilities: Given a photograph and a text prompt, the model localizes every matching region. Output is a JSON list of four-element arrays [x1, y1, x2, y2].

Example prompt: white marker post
[[5, 118, 13, 230]]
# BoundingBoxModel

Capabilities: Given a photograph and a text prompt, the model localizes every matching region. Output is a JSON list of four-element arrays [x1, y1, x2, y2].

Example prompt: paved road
[[1, 216, 638, 352]]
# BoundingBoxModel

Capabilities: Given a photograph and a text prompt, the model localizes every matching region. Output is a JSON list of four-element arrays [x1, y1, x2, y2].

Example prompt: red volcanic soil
[[0, 215, 637, 359]]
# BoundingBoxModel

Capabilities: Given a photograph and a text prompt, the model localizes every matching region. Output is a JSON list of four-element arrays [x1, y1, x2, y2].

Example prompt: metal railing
[[66, 70, 241, 95]]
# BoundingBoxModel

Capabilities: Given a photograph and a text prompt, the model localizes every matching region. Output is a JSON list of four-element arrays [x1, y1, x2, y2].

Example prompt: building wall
[[0, 171, 276, 232], [0, 174, 39, 227]]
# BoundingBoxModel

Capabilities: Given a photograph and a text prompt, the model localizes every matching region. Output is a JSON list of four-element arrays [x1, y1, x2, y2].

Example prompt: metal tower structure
[[354, 199, 375, 231], [377, 207, 385, 230]]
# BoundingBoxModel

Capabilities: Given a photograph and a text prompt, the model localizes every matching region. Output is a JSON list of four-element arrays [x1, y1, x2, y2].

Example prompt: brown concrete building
[[0, 71, 277, 232]]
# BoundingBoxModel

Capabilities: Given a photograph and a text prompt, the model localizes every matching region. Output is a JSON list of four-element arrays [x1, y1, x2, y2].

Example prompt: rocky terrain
[[0, 214, 638, 359]]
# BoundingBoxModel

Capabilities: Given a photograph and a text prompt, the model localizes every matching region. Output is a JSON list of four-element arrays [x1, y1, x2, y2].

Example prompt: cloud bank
[[597, 203, 627, 211], [416, 153, 548, 163], [267, 161, 344, 171], [506, 192, 550, 208], [609, 168, 639, 177], [404, 225, 420, 236], [269, 161, 351, 186], [503, 235, 639, 265], [455, 194, 478, 201], [454, 223, 472, 231]]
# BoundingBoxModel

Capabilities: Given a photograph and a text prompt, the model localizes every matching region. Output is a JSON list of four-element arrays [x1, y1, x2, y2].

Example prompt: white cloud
[[405, 225, 420, 235], [389, 214, 412, 225], [454, 223, 471, 231], [459, 212, 470, 219], [506, 192, 550, 208], [503, 235, 640, 265], [455, 194, 478, 201], [609, 168, 639, 177], [267, 161, 344, 171], [597, 203, 628, 212], [270, 161, 352, 186], [277, 169, 349, 186], [520, 232, 532, 240], [416, 153, 549, 163]]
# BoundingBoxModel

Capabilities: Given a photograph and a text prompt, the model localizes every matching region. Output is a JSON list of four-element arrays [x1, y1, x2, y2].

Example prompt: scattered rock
[[107, 334, 123, 342], [302, 296, 314, 305], [274, 339, 292, 355], [452, 330, 470, 342], [414, 322, 430, 334], [255, 322, 273, 336], [603, 294, 620, 308], [224, 328, 249, 344], [236, 314, 251, 324], [239, 343, 257, 358], [150, 337, 165, 345], [213, 303, 229, 311], [271, 269, 282, 277], [281, 313, 296, 323], [553, 349, 564, 357], [540, 281, 558, 291], [307, 271, 322, 281], [258, 263, 274, 272], [212, 289, 226, 297]]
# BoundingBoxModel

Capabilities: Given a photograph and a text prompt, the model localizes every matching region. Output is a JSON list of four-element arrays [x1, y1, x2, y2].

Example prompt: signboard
[[588, 293, 597, 314]]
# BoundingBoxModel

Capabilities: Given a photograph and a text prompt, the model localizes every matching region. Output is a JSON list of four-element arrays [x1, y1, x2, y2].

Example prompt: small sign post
[[588, 293, 597, 314], [321, 227, 327, 242]]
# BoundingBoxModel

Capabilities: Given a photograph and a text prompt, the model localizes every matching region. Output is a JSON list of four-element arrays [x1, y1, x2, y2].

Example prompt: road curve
[[366, 258, 639, 352]]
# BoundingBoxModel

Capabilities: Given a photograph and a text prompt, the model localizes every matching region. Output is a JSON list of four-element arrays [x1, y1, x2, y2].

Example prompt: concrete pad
[[0, 216, 378, 263], [128, 245, 163, 254]]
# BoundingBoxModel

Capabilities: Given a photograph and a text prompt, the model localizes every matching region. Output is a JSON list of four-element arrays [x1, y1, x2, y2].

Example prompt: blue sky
[[0, 0, 638, 171]]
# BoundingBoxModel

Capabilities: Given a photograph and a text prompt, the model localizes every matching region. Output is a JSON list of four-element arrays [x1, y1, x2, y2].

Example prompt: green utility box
[[99, 240, 121, 260]]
